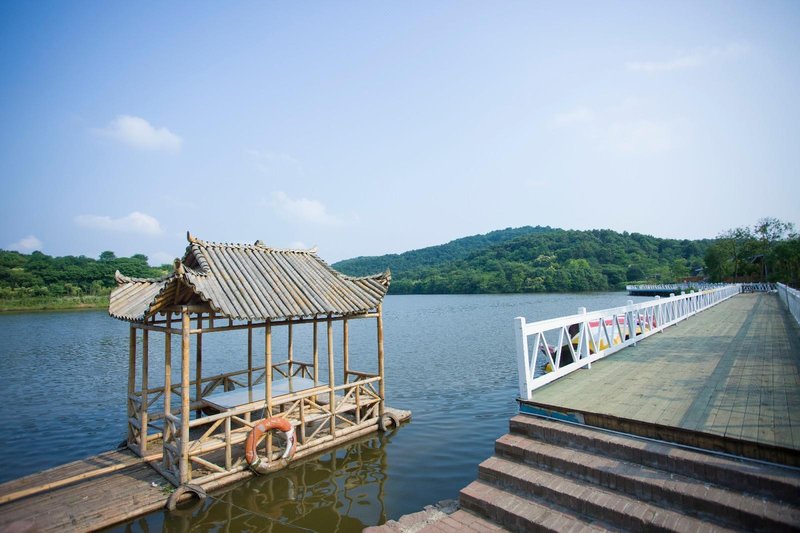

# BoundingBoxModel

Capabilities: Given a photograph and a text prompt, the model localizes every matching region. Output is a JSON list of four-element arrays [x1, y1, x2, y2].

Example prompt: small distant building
[[109, 232, 401, 486]]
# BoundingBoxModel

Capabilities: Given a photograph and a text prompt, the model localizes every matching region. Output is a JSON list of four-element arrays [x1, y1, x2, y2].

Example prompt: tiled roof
[[109, 233, 390, 322]]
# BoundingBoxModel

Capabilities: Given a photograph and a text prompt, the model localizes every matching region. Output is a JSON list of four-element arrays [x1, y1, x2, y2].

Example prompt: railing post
[[578, 307, 591, 368], [669, 293, 675, 324], [515, 317, 532, 400], [626, 300, 637, 346], [654, 296, 662, 332]]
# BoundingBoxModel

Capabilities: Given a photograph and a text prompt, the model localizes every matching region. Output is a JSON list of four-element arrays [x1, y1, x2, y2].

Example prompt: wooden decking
[[0, 407, 410, 532], [523, 292, 800, 464]]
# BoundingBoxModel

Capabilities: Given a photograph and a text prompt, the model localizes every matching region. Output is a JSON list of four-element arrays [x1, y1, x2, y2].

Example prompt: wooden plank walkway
[[0, 450, 168, 532], [526, 293, 800, 463]]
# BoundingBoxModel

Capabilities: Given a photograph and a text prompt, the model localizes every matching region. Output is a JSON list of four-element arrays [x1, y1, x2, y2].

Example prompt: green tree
[[753, 217, 795, 281]]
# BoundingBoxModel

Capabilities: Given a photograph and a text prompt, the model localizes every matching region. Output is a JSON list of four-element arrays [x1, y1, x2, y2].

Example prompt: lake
[[0, 293, 649, 531]]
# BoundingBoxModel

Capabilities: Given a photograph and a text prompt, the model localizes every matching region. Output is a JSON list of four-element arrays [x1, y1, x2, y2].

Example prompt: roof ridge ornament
[[187, 231, 199, 244], [114, 270, 131, 284], [174, 258, 186, 276]]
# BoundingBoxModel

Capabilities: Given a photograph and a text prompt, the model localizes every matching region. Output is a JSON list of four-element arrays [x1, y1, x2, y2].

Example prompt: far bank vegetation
[[0, 251, 169, 311], [2, 218, 797, 311]]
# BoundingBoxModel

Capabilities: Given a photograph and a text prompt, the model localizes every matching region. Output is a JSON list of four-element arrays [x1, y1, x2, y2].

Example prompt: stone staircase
[[459, 414, 800, 532]]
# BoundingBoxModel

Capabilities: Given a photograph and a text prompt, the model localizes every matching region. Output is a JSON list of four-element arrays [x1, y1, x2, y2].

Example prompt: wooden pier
[[449, 290, 800, 531], [0, 407, 410, 532], [522, 292, 800, 464]]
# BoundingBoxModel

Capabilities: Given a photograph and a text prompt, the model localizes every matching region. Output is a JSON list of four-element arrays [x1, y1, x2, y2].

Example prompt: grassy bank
[[0, 295, 110, 312]]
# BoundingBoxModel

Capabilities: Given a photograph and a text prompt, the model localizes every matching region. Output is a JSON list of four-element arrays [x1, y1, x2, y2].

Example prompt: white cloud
[[626, 43, 749, 73], [98, 115, 182, 151], [75, 211, 164, 235], [8, 235, 42, 252], [268, 191, 344, 226]]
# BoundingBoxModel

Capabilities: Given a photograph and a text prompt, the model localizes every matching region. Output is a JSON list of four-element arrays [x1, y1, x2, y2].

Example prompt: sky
[[1, 1, 798, 266]]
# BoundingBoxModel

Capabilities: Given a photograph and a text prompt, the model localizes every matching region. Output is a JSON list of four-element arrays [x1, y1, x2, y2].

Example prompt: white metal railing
[[514, 285, 741, 401], [740, 282, 776, 293], [777, 283, 800, 326], [626, 282, 725, 292]]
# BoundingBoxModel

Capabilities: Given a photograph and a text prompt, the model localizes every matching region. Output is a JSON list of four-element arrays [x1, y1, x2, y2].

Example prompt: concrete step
[[459, 480, 611, 532], [500, 418, 800, 531], [479, 455, 735, 533], [509, 414, 800, 503]]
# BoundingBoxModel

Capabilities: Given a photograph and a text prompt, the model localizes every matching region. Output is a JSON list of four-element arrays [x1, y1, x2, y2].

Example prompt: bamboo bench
[[202, 376, 321, 411]]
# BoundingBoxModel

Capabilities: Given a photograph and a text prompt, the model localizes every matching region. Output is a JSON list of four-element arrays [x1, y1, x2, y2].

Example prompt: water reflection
[[116, 432, 392, 533]]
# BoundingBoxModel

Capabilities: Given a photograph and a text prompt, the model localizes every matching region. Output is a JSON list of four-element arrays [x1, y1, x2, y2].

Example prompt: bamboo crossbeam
[[347, 370, 377, 379], [188, 463, 249, 488], [132, 312, 379, 335], [189, 454, 227, 473]]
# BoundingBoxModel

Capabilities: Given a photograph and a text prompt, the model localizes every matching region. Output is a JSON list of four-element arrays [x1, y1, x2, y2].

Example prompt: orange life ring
[[245, 417, 296, 474]]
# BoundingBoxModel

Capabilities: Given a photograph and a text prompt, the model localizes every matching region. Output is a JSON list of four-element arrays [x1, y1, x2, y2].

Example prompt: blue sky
[[1, 2, 798, 265]]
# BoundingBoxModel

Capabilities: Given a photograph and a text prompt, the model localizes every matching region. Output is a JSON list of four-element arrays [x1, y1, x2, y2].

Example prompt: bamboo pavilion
[[109, 232, 403, 487]]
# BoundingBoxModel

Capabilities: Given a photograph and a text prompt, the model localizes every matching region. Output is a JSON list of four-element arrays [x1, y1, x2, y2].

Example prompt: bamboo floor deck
[[0, 407, 411, 532], [524, 292, 800, 465]]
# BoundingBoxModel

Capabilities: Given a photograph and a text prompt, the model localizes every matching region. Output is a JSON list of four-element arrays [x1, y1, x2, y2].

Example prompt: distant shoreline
[[0, 295, 109, 313]]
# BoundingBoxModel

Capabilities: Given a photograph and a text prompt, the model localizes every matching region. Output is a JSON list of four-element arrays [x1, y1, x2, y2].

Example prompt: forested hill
[[333, 227, 713, 294], [333, 226, 553, 277]]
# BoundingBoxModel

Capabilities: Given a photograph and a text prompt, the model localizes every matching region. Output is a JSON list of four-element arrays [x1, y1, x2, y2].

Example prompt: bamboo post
[[265, 319, 273, 458], [180, 307, 191, 483], [247, 321, 253, 424], [377, 303, 385, 418], [195, 315, 203, 418], [163, 313, 173, 473], [265, 320, 273, 417], [288, 320, 294, 377], [343, 318, 349, 384], [313, 318, 319, 384], [247, 321, 253, 389], [127, 325, 136, 446], [225, 417, 232, 470], [140, 328, 149, 457], [328, 316, 336, 437]]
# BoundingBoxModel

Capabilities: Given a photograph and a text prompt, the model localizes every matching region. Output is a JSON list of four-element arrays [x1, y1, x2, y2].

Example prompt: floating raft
[[0, 407, 410, 532]]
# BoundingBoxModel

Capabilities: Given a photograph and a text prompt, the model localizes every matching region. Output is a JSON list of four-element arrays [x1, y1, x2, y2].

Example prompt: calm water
[[0, 293, 648, 531]]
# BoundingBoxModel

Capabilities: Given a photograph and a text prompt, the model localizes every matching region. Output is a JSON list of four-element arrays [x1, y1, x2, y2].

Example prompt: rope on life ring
[[245, 417, 296, 474]]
